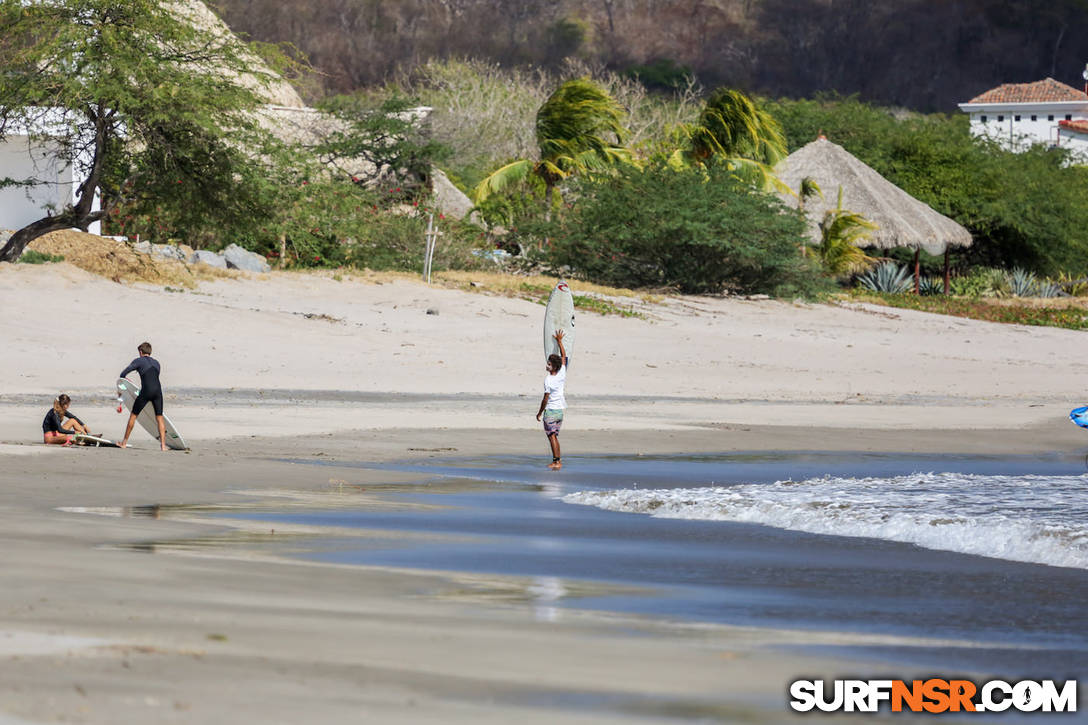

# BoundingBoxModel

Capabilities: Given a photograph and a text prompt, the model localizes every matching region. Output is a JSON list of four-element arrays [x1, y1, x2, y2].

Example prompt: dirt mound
[[26, 231, 239, 287]]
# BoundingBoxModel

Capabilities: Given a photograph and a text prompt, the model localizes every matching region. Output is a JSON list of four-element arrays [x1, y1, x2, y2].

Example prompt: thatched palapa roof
[[175, 0, 305, 108], [774, 138, 972, 256]]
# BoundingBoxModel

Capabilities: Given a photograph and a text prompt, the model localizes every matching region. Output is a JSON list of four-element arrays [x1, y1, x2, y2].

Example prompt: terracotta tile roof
[[968, 78, 1088, 104], [1059, 119, 1088, 134]]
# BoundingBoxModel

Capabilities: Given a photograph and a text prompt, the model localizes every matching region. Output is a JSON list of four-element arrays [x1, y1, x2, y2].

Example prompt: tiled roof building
[[968, 78, 1088, 104], [959, 73, 1088, 161]]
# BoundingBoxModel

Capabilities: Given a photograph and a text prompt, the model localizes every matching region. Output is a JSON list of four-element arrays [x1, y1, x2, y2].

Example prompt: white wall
[[0, 134, 99, 235], [962, 102, 1088, 154], [968, 112, 1074, 150]]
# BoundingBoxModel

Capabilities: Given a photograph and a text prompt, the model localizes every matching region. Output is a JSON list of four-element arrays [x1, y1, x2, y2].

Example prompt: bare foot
[[548, 461, 562, 470], [118, 442, 127, 449]]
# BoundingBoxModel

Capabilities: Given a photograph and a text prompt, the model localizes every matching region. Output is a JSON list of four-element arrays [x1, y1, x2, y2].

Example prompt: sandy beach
[[1, 261, 1085, 723]]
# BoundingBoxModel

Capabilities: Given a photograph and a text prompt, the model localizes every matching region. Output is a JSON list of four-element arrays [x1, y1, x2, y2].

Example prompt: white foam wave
[[563, 472, 1088, 570]]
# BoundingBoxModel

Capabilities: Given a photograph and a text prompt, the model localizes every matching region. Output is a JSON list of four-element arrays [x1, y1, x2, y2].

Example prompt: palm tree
[[815, 187, 878, 277], [797, 176, 822, 258], [669, 88, 789, 192], [690, 88, 787, 165], [472, 78, 631, 212], [798, 176, 822, 212]]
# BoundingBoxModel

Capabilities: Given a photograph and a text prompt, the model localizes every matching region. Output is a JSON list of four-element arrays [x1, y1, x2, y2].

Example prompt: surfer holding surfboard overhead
[[538, 281, 575, 469], [118, 342, 168, 451], [536, 329, 569, 470]]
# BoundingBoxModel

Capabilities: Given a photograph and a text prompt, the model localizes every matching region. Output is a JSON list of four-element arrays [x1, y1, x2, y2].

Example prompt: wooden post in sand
[[913, 248, 920, 294], [422, 213, 436, 284], [943, 249, 951, 295]]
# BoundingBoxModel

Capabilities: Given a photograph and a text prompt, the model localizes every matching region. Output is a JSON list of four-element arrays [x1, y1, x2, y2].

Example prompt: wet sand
[[2, 264, 1086, 722], [0, 424, 1081, 724]]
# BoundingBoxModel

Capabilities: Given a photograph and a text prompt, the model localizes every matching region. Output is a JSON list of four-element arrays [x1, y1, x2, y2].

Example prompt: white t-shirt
[[543, 365, 567, 410]]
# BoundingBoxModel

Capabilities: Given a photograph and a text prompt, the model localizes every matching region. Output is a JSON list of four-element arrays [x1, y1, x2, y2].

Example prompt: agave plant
[[1057, 271, 1088, 297], [858, 262, 912, 294], [1006, 267, 1038, 297], [918, 276, 944, 296], [1035, 280, 1063, 298]]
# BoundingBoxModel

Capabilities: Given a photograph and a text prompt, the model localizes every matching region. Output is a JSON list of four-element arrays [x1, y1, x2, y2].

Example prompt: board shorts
[[132, 390, 164, 417], [542, 409, 564, 435]]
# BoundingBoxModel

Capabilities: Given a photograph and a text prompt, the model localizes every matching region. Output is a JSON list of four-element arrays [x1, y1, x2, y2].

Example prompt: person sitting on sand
[[536, 330, 568, 470], [42, 394, 90, 446], [119, 341, 167, 451]]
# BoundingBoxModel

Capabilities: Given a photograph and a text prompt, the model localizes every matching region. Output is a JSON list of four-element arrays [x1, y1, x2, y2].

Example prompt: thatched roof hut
[[175, 0, 305, 108], [774, 137, 972, 256]]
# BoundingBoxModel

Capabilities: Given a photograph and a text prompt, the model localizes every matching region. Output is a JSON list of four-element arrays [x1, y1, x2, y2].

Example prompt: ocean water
[[229, 451, 1088, 674], [564, 471, 1088, 570]]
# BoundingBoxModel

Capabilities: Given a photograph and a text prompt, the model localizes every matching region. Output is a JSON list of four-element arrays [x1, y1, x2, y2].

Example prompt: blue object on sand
[[1070, 406, 1088, 428]]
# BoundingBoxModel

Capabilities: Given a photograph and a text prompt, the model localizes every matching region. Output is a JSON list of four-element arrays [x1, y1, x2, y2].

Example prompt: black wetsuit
[[42, 408, 84, 435], [121, 356, 164, 416]]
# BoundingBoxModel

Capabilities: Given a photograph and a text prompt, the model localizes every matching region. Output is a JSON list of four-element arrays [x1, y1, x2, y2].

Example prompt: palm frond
[[536, 77, 628, 158], [722, 157, 792, 194], [472, 159, 534, 203], [475, 78, 633, 206], [799, 177, 822, 204], [665, 148, 688, 171], [569, 146, 635, 173], [816, 197, 879, 277], [535, 158, 569, 186], [691, 88, 787, 166]]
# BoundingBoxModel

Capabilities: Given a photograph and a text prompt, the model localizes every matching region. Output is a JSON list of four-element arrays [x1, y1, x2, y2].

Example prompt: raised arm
[[554, 330, 567, 367]]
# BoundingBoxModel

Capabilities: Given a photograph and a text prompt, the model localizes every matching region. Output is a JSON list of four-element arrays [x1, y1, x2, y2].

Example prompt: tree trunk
[[0, 215, 80, 263], [602, 0, 615, 34], [943, 249, 950, 295], [913, 248, 920, 294], [1, 108, 110, 263]]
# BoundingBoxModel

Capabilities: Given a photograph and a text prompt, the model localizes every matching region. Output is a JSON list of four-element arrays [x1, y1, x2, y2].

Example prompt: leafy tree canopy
[[0, 0, 279, 261]]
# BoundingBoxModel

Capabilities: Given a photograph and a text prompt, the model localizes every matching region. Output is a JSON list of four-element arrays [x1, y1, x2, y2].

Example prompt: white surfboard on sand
[[117, 378, 188, 450], [543, 280, 575, 362], [73, 434, 121, 448]]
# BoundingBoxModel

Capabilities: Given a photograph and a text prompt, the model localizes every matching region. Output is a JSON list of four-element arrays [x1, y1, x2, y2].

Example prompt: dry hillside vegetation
[[215, 0, 1088, 111]]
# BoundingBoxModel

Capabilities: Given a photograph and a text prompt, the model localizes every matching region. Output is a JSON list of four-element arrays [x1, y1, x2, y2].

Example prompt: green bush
[[625, 58, 693, 92], [949, 267, 1006, 298], [540, 161, 827, 296], [17, 250, 64, 264]]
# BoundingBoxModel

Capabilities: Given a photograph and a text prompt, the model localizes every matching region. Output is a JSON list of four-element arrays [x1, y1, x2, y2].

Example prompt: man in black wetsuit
[[118, 341, 167, 450]]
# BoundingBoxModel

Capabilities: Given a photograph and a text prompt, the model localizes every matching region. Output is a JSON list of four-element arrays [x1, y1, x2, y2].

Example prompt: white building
[[958, 77, 1088, 160], [0, 115, 101, 234]]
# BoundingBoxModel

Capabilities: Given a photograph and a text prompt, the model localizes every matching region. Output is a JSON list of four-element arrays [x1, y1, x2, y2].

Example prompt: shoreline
[[6, 415, 1085, 458], [1, 426, 1085, 723]]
